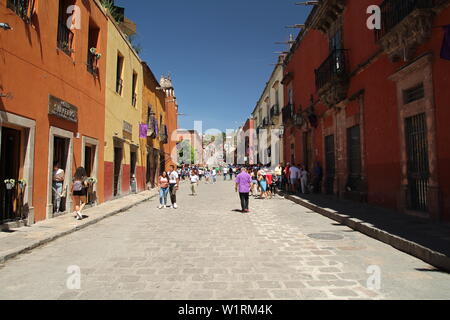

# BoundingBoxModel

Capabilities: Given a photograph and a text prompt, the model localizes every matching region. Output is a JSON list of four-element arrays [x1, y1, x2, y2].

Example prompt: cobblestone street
[[0, 180, 449, 300]]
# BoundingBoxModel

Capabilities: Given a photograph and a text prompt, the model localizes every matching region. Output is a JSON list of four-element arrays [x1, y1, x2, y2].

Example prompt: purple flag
[[139, 124, 148, 138], [441, 25, 450, 61]]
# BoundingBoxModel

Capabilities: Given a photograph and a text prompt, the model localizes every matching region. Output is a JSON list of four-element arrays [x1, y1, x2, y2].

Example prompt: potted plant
[[4, 179, 15, 190], [90, 47, 102, 60]]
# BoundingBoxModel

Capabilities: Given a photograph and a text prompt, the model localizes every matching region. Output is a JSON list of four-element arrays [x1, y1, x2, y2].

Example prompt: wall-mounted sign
[[48, 95, 78, 123], [123, 121, 133, 134]]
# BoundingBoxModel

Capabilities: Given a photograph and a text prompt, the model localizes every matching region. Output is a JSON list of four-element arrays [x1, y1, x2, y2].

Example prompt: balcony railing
[[7, 0, 30, 21], [282, 104, 294, 123], [160, 125, 168, 144], [57, 17, 74, 56], [375, 0, 438, 41], [270, 104, 280, 118], [315, 48, 349, 91]]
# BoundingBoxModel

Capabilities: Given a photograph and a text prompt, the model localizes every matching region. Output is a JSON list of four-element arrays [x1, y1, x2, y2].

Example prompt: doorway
[[84, 144, 96, 204], [130, 150, 137, 193], [405, 113, 429, 212], [52, 136, 69, 214], [0, 127, 21, 223], [113, 146, 123, 197]]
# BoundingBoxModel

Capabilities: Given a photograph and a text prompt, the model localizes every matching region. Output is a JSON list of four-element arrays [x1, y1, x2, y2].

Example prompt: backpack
[[73, 180, 83, 192]]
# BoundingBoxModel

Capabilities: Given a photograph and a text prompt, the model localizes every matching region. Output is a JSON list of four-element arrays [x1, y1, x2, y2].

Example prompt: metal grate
[[347, 125, 362, 192], [7, 0, 31, 22], [403, 83, 425, 104], [315, 48, 349, 90], [375, 0, 436, 41], [405, 113, 429, 212], [56, 1, 74, 55]]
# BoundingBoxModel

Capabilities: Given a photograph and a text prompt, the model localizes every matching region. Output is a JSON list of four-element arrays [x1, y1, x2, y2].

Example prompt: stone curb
[[0, 191, 158, 265], [281, 193, 450, 273]]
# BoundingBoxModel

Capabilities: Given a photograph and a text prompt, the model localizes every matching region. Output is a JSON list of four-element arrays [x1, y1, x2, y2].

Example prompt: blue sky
[[116, 0, 311, 132]]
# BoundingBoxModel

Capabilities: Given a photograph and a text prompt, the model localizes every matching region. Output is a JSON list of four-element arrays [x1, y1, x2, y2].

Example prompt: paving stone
[[1, 181, 449, 300]]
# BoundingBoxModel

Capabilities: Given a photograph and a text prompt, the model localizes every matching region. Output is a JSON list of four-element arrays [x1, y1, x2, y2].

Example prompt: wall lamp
[[0, 23, 12, 31]]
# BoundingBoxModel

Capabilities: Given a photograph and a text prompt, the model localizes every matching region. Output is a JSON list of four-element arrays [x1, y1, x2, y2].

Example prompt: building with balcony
[[104, 8, 144, 201], [0, 0, 108, 226], [282, 0, 450, 222], [141, 62, 167, 189], [251, 56, 284, 167]]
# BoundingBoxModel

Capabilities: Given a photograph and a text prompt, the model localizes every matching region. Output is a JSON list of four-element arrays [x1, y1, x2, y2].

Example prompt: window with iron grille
[[403, 83, 425, 104], [57, 0, 75, 56], [405, 113, 429, 212], [7, 0, 33, 22], [87, 23, 100, 75], [132, 72, 138, 107], [347, 125, 362, 192]]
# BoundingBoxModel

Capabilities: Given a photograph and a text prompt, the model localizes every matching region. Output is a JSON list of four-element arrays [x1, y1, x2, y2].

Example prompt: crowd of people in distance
[[156, 162, 324, 213]]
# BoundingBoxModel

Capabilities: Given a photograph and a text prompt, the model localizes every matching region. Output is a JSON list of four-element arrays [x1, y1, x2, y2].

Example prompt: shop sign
[[48, 95, 78, 123]]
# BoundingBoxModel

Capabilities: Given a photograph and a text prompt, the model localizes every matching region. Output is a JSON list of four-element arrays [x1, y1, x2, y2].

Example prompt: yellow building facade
[[141, 62, 167, 188], [104, 17, 144, 200]]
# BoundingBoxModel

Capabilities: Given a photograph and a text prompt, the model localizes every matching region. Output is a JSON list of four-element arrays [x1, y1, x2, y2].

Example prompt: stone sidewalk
[[279, 191, 450, 273], [0, 190, 158, 264]]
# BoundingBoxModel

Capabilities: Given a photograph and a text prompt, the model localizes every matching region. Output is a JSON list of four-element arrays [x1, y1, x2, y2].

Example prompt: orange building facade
[[0, 0, 108, 225], [282, 0, 450, 222]]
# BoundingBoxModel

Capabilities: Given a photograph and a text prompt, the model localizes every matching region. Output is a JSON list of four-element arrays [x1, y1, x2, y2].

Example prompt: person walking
[[190, 169, 199, 196], [168, 165, 179, 209], [223, 167, 228, 181], [71, 167, 88, 220], [52, 162, 65, 214], [158, 171, 169, 209], [235, 167, 252, 213], [258, 172, 268, 199], [300, 166, 309, 194], [274, 163, 283, 190], [289, 164, 301, 194], [266, 169, 274, 199], [211, 168, 217, 184]]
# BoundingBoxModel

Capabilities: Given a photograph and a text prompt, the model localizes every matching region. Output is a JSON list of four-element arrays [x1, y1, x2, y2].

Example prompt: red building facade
[[282, 0, 450, 222]]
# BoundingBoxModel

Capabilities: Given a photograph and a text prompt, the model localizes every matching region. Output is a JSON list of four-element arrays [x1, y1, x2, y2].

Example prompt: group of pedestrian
[[276, 162, 323, 195], [52, 162, 92, 221], [158, 165, 180, 209]]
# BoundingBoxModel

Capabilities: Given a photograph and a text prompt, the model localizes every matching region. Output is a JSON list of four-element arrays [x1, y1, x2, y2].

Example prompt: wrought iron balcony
[[315, 48, 349, 107], [160, 125, 168, 144], [7, 0, 31, 22], [282, 104, 294, 124], [57, 17, 74, 56], [315, 48, 348, 90], [270, 104, 280, 118], [375, 0, 438, 41], [375, 0, 446, 61]]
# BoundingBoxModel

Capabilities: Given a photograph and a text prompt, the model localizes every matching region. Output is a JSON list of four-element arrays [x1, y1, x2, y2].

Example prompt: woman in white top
[[190, 169, 200, 196], [158, 171, 169, 209]]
